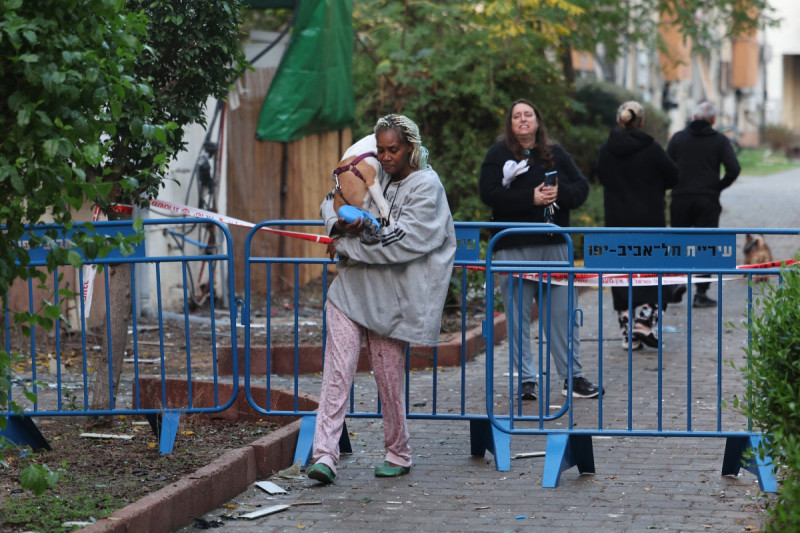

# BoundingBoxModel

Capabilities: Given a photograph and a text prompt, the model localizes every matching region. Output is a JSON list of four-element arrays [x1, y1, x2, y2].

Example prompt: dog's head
[[744, 233, 763, 250], [743, 233, 774, 268]]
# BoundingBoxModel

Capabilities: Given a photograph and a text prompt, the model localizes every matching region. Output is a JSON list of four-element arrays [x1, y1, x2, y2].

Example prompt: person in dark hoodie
[[596, 100, 678, 350], [666, 101, 741, 308]]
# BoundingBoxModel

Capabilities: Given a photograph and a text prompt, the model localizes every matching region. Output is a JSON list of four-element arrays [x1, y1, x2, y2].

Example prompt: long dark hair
[[503, 98, 555, 171]]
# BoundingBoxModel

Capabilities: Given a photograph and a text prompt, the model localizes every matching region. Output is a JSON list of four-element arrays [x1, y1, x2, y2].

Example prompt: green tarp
[[255, 0, 354, 142]]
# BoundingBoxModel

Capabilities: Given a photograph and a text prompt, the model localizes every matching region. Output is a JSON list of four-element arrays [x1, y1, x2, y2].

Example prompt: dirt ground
[[0, 414, 279, 532]]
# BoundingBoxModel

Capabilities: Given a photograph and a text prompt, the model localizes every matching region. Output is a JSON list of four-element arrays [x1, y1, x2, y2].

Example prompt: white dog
[[331, 134, 393, 226]]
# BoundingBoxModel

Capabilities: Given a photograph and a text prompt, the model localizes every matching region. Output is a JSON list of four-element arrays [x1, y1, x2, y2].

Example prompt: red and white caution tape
[[519, 272, 741, 287], [147, 198, 333, 244]]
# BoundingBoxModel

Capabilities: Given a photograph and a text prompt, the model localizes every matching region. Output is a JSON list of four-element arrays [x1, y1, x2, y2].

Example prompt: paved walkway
[[176, 167, 800, 532]]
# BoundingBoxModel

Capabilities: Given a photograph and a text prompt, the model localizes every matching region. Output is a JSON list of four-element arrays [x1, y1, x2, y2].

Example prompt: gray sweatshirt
[[321, 165, 456, 346]]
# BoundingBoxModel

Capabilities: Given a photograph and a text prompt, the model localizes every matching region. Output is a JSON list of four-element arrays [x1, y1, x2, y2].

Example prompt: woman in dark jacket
[[596, 100, 678, 350], [480, 98, 601, 401]]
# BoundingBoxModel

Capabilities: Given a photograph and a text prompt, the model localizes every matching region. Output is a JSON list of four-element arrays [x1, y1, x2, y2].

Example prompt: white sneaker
[[619, 311, 642, 351]]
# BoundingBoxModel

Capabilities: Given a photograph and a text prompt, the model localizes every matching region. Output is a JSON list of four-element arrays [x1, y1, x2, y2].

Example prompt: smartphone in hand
[[544, 171, 558, 187]]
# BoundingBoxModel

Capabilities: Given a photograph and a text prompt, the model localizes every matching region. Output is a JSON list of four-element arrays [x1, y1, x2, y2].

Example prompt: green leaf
[[119, 240, 134, 257], [20, 463, 59, 496], [66, 250, 83, 269], [43, 304, 63, 320], [111, 83, 125, 99], [10, 174, 25, 194], [43, 139, 60, 159], [16, 107, 31, 127], [110, 100, 122, 117], [66, 194, 84, 211], [130, 117, 144, 137], [82, 143, 102, 166]]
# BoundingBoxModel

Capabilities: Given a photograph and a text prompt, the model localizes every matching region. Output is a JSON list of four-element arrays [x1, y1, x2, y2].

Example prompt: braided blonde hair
[[374, 114, 429, 170]]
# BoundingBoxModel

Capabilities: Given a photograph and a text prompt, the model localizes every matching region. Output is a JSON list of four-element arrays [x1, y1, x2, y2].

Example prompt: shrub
[[763, 125, 799, 152], [556, 125, 610, 186], [741, 262, 800, 531]]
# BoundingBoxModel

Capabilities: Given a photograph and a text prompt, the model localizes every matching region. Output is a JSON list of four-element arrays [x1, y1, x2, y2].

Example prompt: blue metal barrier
[[1, 219, 238, 454], [4, 217, 789, 492], [484, 226, 791, 491]]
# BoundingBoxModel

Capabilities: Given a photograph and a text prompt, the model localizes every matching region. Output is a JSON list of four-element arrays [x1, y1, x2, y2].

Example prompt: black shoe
[[521, 381, 537, 400], [633, 329, 659, 348], [672, 284, 687, 303], [693, 294, 716, 308], [562, 377, 604, 399]]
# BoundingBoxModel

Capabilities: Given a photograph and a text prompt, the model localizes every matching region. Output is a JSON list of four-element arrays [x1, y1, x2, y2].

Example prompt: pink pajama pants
[[312, 302, 412, 474]]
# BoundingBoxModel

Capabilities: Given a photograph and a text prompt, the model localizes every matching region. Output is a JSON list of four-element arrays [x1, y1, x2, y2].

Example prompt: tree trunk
[[560, 40, 576, 88], [89, 209, 133, 423]]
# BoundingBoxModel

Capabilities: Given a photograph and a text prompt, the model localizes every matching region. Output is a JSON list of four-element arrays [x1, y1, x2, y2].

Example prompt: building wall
[[600, 4, 798, 139], [784, 55, 800, 129], [763, 0, 800, 127]]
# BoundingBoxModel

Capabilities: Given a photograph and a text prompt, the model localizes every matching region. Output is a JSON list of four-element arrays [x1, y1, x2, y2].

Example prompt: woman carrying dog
[[306, 114, 456, 483], [596, 100, 678, 350]]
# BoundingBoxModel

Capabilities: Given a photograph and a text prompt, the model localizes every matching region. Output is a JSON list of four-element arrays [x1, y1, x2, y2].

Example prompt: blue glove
[[337, 205, 381, 231]]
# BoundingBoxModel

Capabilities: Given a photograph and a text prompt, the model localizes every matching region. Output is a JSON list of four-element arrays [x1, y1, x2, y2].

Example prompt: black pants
[[670, 195, 722, 296], [611, 286, 672, 312]]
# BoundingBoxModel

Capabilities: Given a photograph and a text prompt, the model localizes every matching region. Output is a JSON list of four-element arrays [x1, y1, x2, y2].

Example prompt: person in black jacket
[[596, 101, 678, 350], [479, 98, 602, 401], [667, 101, 741, 308]]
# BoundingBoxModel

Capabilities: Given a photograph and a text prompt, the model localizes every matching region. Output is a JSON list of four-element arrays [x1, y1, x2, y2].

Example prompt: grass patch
[[2, 469, 127, 532], [738, 148, 800, 176]]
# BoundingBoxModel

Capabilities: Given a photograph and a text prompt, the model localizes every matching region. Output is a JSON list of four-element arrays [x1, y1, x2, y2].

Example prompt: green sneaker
[[374, 461, 411, 477], [306, 462, 335, 484]]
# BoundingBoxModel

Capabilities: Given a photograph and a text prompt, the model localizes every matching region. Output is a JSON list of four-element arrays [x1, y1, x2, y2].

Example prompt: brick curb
[[79, 415, 302, 533]]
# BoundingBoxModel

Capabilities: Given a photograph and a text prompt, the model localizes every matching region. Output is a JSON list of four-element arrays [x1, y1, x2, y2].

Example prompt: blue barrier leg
[[294, 415, 316, 466], [293, 415, 351, 467], [722, 435, 777, 493], [0, 415, 50, 451], [542, 434, 595, 488], [469, 418, 511, 471], [158, 411, 182, 455]]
